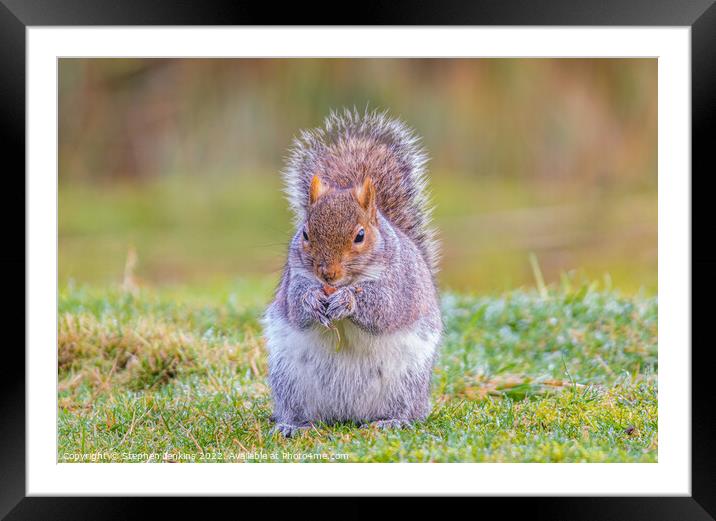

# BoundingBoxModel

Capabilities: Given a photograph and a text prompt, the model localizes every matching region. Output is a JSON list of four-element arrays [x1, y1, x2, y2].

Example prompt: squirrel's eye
[[354, 228, 365, 244], [302, 229, 309, 241]]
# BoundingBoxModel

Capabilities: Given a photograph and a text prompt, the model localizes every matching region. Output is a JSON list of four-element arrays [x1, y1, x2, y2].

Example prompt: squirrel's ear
[[354, 176, 377, 221], [309, 174, 329, 205]]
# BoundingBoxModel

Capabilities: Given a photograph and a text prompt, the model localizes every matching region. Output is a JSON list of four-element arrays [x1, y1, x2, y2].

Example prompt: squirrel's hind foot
[[271, 422, 309, 438], [360, 419, 413, 430]]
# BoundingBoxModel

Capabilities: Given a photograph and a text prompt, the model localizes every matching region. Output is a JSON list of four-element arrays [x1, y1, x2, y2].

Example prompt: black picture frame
[[3, 0, 714, 518]]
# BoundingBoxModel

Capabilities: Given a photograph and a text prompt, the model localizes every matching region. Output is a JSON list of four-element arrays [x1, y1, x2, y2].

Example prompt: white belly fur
[[263, 311, 439, 422]]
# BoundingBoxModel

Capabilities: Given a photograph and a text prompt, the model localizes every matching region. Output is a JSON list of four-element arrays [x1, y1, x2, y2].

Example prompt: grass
[[58, 277, 657, 463]]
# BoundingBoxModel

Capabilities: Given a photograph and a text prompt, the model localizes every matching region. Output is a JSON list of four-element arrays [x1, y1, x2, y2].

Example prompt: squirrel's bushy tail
[[282, 108, 439, 274]]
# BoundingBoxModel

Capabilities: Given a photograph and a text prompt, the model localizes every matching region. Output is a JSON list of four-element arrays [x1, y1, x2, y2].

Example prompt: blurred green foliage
[[59, 59, 657, 294]]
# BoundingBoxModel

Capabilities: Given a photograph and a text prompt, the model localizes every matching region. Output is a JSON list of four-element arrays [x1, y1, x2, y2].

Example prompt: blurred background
[[59, 58, 657, 296]]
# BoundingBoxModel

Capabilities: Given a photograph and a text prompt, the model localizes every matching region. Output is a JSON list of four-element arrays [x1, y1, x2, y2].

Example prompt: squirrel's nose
[[319, 264, 341, 283]]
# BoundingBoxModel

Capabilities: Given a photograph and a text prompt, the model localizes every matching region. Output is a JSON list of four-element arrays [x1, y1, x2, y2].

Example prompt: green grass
[[58, 277, 657, 463]]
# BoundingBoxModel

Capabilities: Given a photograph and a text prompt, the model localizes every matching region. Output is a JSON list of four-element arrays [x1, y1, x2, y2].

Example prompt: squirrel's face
[[300, 175, 378, 286]]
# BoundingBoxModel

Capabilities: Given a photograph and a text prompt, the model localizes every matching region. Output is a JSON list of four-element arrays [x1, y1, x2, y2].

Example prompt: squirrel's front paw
[[325, 287, 356, 322], [302, 288, 330, 327]]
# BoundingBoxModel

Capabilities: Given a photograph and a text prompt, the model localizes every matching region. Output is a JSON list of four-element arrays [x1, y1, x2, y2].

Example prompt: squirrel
[[262, 109, 442, 437]]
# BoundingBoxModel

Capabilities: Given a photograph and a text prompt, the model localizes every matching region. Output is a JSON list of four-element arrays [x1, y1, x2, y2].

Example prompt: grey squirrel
[[262, 109, 442, 436]]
